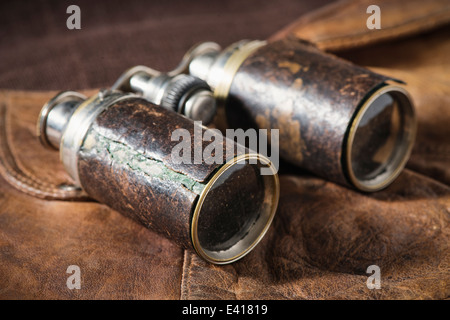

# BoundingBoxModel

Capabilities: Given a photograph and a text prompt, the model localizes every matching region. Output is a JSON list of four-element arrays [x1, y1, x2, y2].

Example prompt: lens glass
[[350, 89, 414, 189], [195, 156, 278, 262]]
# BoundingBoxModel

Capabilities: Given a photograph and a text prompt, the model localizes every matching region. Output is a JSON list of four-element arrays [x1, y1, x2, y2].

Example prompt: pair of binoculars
[[37, 38, 416, 264]]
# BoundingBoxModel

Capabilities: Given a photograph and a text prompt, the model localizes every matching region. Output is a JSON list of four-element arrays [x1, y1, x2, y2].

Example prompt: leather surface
[[0, 0, 449, 299], [270, 0, 450, 51]]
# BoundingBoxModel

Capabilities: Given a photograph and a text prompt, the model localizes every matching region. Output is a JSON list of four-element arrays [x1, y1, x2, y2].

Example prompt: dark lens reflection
[[351, 92, 402, 182], [197, 162, 265, 252]]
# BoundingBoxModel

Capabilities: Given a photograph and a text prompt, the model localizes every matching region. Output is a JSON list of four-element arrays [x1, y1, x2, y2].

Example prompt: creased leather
[[270, 0, 450, 52], [181, 172, 449, 299], [0, 0, 449, 300]]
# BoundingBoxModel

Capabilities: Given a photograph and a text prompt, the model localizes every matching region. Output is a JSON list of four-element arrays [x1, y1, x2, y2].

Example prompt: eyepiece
[[192, 154, 279, 264], [37, 91, 87, 150], [346, 85, 416, 191]]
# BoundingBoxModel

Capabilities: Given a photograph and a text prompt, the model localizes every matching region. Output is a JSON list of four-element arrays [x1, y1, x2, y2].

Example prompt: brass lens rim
[[345, 84, 417, 192], [191, 153, 280, 264]]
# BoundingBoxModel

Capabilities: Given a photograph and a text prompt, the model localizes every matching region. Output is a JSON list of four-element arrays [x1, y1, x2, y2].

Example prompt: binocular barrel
[[37, 90, 279, 264], [188, 38, 417, 192]]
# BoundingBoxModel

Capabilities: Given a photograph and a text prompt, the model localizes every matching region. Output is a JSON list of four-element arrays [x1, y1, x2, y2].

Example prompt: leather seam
[[180, 250, 192, 300], [0, 99, 87, 200]]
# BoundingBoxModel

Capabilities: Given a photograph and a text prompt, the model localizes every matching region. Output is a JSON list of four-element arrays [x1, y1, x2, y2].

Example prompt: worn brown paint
[[226, 38, 393, 187], [76, 98, 248, 250]]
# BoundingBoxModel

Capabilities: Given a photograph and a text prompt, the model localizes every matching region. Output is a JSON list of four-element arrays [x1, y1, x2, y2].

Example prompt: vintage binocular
[[36, 36, 417, 264], [181, 38, 417, 192], [37, 88, 279, 264]]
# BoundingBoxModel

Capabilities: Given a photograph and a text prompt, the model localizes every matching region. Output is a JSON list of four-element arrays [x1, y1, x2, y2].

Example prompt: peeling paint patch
[[82, 131, 205, 195]]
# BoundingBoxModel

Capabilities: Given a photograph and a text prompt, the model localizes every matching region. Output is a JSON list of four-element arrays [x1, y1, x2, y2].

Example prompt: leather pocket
[[270, 0, 450, 51]]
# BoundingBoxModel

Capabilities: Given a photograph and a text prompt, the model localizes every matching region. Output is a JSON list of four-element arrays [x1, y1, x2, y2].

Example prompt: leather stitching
[[180, 250, 192, 300], [0, 100, 88, 201]]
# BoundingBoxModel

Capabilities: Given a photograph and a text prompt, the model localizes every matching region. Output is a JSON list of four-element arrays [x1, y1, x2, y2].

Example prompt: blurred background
[[0, 0, 332, 91]]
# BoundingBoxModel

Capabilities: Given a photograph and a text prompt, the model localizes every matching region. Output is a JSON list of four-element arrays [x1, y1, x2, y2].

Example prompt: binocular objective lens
[[193, 155, 279, 263], [349, 87, 416, 191]]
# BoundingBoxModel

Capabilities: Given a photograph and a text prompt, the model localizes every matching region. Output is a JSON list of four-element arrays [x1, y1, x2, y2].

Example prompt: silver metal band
[[60, 91, 139, 186], [189, 40, 267, 103]]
